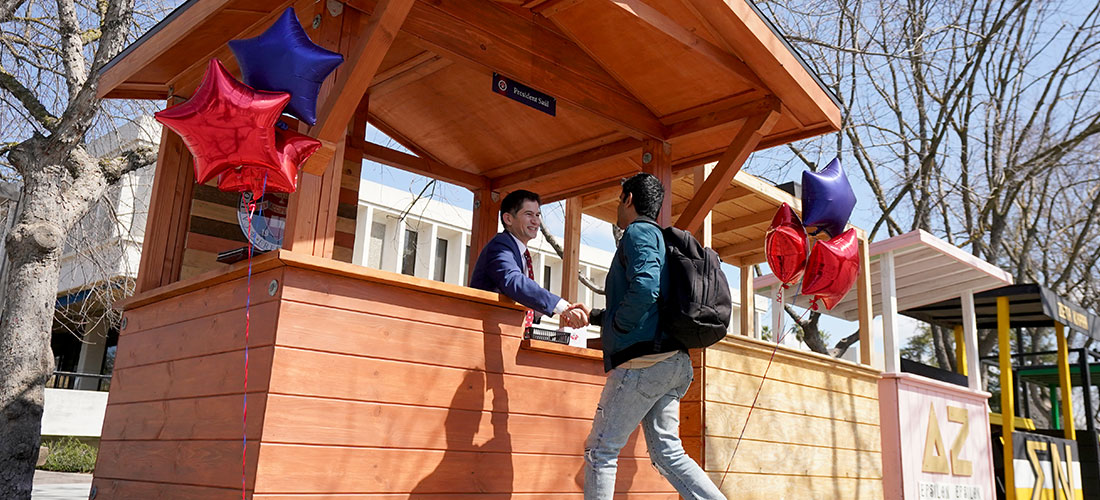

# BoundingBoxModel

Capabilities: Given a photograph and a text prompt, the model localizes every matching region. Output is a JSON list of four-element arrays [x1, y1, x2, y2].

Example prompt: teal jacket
[[591, 217, 674, 372]]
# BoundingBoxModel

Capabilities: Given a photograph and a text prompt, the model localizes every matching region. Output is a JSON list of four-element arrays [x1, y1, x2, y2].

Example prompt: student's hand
[[561, 303, 589, 328]]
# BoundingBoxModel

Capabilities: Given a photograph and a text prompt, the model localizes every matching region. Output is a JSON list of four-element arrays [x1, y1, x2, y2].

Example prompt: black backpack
[[659, 226, 732, 348], [626, 220, 733, 349]]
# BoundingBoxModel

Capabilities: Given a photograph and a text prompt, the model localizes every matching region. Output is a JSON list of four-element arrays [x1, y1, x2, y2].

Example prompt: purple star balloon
[[228, 7, 344, 126], [801, 157, 856, 237]]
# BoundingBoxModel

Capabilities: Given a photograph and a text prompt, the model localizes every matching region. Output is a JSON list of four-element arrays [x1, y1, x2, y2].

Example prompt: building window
[[402, 229, 418, 276], [434, 238, 448, 282], [543, 265, 552, 290], [368, 222, 386, 269]]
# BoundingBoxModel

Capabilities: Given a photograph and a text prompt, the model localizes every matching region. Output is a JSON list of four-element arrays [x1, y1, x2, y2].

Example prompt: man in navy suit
[[469, 190, 588, 328]]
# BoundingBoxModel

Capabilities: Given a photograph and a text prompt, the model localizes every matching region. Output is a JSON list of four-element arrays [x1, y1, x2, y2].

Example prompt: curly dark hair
[[621, 173, 664, 220]]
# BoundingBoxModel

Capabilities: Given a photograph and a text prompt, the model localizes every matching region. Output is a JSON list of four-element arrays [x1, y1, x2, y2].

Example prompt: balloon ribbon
[[242, 175, 267, 500]]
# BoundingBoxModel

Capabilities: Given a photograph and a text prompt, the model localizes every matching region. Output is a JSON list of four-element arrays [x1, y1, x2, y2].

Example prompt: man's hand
[[560, 302, 589, 328]]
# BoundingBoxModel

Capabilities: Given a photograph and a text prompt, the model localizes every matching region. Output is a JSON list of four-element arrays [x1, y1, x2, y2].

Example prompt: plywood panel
[[703, 437, 882, 478], [101, 394, 267, 442], [260, 394, 650, 458], [95, 440, 260, 490], [707, 471, 884, 500], [253, 443, 669, 494], [267, 346, 599, 420], [89, 479, 242, 500], [114, 300, 279, 370], [122, 268, 283, 333], [704, 401, 880, 452], [108, 347, 274, 404], [280, 267, 524, 334], [704, 367, 879, 424], [275, 300, 605, 384], [701, 335, 883, 499], [706, 342, 879, 398]]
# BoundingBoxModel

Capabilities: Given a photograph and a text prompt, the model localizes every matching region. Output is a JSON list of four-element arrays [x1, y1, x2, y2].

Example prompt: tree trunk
[[0, 139, 80, 499]]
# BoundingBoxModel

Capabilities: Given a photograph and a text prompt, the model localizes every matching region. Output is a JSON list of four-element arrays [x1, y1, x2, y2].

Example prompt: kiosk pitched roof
[[98, 0, 840, 199]]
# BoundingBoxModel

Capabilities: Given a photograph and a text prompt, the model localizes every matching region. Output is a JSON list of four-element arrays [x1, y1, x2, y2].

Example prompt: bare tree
[[0, 2, 170, 497], [756, 0, 1100, 365]]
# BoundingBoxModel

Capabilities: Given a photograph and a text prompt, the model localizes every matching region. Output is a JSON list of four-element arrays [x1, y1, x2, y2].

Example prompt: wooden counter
[[91, 250, 677, 499]]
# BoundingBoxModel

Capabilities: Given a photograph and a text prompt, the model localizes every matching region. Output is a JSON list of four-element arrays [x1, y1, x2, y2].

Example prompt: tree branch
[[0, 67, 58, 130], [538, 221, 604, 295]]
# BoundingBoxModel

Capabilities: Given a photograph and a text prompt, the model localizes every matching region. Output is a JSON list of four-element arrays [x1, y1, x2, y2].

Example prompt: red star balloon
[[218, 127, 320, 196], [801, 228, 860, 310], [154, 58, 291, 184], [765, 203, 809, 286]]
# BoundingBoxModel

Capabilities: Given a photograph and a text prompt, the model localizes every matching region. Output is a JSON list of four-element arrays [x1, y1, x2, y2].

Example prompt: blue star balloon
[[801, 157, 856, 237], [228, 7, 344, 126]]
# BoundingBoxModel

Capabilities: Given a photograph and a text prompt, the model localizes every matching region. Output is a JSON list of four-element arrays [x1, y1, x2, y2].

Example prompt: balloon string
[[718, 297, 814, 490], [242, 174, 267, 500]]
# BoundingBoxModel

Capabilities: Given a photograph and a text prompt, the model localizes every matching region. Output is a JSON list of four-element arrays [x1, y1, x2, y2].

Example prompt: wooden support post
[[284, 93, 367, 258], [642, 140, 672, 226], [740, 265, 754, 338], [468, 189, 501, 280], [997, 296, 1016, 500], [561, 197, 582, 303], [693, 164, 713, 247], [283, 137, 347, 257], [304, 0, 415, 175], [953, 325, 967, 376], [962, 291, 981, 392], [673, 103, 779, 233], [1055, 322, 1076, 441], [880, 251, 899, 373], [856, 230, 874, 366], [135, 120, 194, 293]]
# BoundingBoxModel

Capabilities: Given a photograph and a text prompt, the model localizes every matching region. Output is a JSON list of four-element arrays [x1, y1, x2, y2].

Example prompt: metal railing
[[46, 371, 112, 392]]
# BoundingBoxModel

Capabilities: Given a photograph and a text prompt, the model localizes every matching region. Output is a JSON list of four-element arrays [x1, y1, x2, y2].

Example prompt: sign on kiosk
[[888, 381, 996, 500], [1010, 432, 1083, 499]]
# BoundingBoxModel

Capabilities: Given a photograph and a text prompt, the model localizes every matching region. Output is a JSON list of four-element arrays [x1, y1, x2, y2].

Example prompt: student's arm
[[609, 225, 661, 334]]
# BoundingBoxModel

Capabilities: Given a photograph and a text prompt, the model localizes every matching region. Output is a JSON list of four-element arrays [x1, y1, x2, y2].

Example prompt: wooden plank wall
[[252, 265, 677, 498], [92, 267, 286, 498], [702, 337, 883, 499]]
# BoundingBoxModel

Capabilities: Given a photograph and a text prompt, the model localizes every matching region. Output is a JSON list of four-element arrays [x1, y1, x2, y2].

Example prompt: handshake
[[559, 302, 591, 329]]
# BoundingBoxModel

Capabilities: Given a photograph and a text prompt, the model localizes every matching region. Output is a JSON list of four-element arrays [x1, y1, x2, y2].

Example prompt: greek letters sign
[[1011, 432, 1083, 500], [885, 375, 996, 500], [492, 73, 556, 116]]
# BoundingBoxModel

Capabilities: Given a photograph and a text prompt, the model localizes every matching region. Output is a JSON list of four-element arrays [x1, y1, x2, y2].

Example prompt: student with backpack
[[583, 173, 727, 500]]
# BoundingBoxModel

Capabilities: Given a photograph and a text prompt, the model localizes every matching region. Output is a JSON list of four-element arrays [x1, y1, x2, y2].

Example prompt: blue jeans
[[584, 350, 726, 500]]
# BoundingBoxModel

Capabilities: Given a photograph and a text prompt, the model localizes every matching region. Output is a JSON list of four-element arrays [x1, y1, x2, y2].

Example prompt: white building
[[351, 178, 768, 344]]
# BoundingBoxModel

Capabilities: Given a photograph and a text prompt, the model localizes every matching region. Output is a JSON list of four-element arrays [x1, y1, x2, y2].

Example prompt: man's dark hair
[[621, 173, 664, 220], [500, 189, 541, 224]]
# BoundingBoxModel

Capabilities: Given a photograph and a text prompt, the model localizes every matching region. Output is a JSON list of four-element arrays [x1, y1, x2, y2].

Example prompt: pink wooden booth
[[757, 229, 1013, 499]]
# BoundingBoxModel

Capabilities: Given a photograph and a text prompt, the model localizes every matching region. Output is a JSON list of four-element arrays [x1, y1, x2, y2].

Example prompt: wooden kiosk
[[758, 230, 1014, 500], [91, 0, 882, 497]]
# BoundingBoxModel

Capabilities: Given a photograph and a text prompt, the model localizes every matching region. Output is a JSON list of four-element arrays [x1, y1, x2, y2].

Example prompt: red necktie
[[524, 249, 535, 328]]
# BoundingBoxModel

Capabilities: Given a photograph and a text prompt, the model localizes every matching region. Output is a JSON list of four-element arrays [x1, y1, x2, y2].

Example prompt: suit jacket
[[469, 231, 561, 316]]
